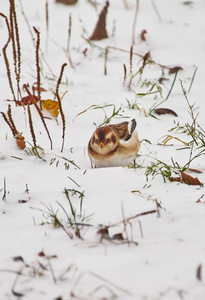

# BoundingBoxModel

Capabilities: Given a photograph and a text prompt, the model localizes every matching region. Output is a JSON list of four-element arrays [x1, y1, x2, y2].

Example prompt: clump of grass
[[34, 185, 92, 239], [145, 158, 183, 183]]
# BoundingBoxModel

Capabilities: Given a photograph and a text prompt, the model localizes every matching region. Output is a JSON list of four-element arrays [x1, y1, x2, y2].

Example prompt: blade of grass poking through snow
[[149, 70, 178, 117], [33, 27, 42, 110], [2, 177, 7, 201], [188, 66, 197, 93], [55, 63, 67, 152], [23, 84, 53, 150]]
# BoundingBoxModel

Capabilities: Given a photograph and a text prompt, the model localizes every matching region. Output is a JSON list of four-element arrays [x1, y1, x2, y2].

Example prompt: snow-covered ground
[[0, 0, 205, 299]]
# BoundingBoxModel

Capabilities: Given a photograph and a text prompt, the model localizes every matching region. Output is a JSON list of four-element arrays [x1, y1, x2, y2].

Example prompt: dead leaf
[[140, 29, 147, 41], [38, 251, 46, 257], [154, 108, 178, 117], [188, 168, 202, 174], [42, 99, 59, 118], [97, 227, 109, 236], [90, 1, 109, 40], [16, 132, 26, 149], [169, 66, 183, 74], [16, 95, 39, 106], [112, 233, 124, 240], [180, 171, 202, 186], [13, 256, 24, 262], [171, 171, 202, 186], [159, 77, 169, 83], [32, 86, 47, 92]]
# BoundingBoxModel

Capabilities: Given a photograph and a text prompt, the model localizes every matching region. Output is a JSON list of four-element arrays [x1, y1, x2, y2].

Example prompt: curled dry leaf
[[154, 108, 178, 117], [90, 1, 109, 40], [16, 95, 39, 106], [188, 168, 202, 174], [171, 171, 202, 186], [16, 132, 26, 149], [42, 99, 59, 118], [32, 86, 47, 92], [168, 66, 183, 74], [140, 29, 147, 41]]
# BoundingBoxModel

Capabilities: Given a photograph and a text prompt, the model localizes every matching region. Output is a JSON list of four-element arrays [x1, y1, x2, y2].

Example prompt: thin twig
[[132, 0, 139, 45], [151, 0, 162, 21], [27, 104, 37, 147], [56, 63, 67, 152], [33, 27, 42, 109], [0, 13, 16, 100], [45, 0, 49, 53], [23, 85, 53, 150]]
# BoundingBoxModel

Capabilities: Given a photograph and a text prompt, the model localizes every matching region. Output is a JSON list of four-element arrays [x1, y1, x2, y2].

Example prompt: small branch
[[33, 27, 42, 109], [109, 210, 157, 229], [23, 85, 53, 150], [151, 0, 162, 21], [0, 13, 16, 100], [132, 0, 139, 45], [45, 0, 49, 53], [55, 63, 67, 152], [27, 104, 37, 147]]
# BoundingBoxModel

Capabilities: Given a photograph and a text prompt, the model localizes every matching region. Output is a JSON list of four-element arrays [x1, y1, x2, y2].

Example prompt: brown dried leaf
[[16, 95, 39, 106], [97, 227, 109, 236], [32, 86, 47, 92], [154, 108, 178, 117], [16, 132, 26, 150], [140, 29, 147, 41], [158, 77, 169, 83], [112, 233, 124, 240], [188, 168, 202, 174], [171, 176, 181, 183], [180, 171, 202, 186], [90, 1, 109, 40], [171, 171, 202, 186], [169, 66, 183, 74]]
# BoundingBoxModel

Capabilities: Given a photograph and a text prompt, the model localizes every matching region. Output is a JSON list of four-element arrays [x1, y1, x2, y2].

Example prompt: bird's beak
[[100, 142, 104, 148]]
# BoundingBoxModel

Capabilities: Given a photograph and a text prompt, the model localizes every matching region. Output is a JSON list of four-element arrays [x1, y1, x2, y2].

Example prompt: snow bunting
[[88, 119, 140, 168]]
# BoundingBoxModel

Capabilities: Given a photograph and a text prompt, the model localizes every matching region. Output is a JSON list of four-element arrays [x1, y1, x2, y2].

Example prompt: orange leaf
[[16, 132, 26, 149], [42, 99, 59, 117]]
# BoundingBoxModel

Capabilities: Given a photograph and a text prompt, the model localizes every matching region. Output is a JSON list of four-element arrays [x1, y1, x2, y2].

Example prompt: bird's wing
[[112, 119, 136, 141]]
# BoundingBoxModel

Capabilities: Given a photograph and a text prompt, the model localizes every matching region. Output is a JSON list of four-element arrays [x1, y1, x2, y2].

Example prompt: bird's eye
[[107, 138, 110, 142]]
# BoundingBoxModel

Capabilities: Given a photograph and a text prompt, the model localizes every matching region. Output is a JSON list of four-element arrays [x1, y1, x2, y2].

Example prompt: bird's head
[[90, 126, 119, 154]]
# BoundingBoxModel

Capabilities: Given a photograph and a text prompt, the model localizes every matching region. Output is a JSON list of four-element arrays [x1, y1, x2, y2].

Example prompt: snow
[[0, 0, 205, 299]]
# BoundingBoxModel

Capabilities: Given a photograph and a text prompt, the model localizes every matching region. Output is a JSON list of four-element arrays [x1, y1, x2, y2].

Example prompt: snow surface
[[0, 0, 205, 299]]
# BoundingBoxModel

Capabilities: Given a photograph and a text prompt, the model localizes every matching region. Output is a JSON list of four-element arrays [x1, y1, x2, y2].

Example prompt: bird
[[88, 119, 140, 168]]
